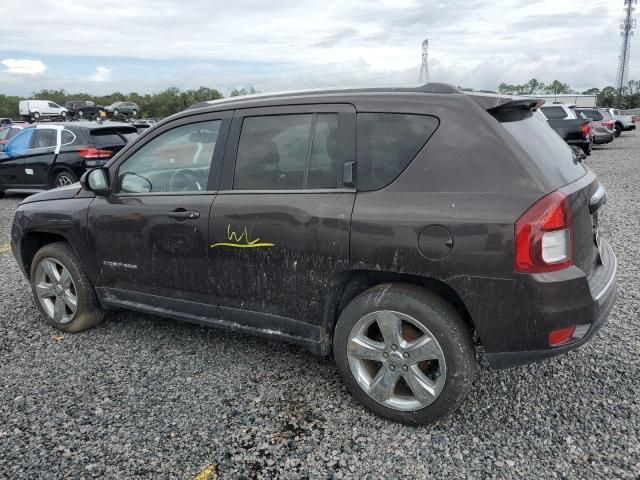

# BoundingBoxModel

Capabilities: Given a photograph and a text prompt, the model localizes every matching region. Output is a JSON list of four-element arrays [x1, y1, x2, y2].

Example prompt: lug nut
[[382, 352, 389, 359], [402, 352, 409, 359], [389, 365, 396, 371], [391, 344, 398, 350], [402, 365, 408, 372]]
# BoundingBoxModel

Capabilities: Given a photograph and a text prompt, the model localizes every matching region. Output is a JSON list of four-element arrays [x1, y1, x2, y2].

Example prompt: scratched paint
[[210, 224, 274, 249]]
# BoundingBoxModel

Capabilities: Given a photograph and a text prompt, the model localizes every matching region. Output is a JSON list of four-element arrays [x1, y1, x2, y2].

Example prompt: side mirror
[[80, 167, 110, 196]]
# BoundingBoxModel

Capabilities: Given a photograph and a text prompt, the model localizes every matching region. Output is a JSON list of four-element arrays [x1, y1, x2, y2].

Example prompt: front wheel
[[112, 108, 119, 116], [615, 125, 622, 137], [131, 109, 138, 117], [333, 283, 476, 425], [30, 242, 104, 333]]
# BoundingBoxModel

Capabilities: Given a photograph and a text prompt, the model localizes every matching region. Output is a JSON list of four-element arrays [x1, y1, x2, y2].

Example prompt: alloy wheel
[[56, 175, 74, 187], [34, 258, 78, 324], [347, 310, 446, 411]]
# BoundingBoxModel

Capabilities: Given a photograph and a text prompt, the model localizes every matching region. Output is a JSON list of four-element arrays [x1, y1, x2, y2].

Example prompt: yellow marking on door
[[0, 244, 10, 254], [193, 464, 216, 480], [210, 225, 274, 249]]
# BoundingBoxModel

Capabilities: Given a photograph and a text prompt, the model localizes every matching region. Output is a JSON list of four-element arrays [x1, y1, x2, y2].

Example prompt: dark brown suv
[[11, 84, 617, 424]]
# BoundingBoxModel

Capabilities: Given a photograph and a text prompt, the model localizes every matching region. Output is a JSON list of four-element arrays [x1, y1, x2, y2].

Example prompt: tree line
[[0, 86, 259, 120], [498, 78, 640, 109]]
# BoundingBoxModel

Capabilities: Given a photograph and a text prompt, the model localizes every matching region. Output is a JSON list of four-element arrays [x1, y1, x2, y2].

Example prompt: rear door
[[209, 104, 356, 330], [22, 126, 59, 188], [88, 111, 231, 312]]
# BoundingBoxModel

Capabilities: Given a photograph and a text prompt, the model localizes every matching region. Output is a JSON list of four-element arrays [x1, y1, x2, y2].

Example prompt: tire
[[60, 111, 67, 119], [131, 109, 138, 117], [112, 108, 119, 116], [581, 143, 592, 156], [615, 124, 622, 137], [30, 242, 104, 333], [333, 283, 476, 425], [78, 110, 84, 118], [33, 112, 40, 121], [52, 170, 78, 188]]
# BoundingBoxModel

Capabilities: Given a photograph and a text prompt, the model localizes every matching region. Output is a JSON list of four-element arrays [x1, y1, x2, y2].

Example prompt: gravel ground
[[0, 134, 638, 479]]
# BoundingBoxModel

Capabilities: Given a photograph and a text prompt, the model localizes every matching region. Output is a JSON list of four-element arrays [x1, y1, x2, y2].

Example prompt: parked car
[[573, 108, 615, 145], [0, 118, 13, 127], [0, 122, 137, 195], [130, 119, 155, 134], [0, 123, 34, 146], [608, 108, 636, 137], [10, 84, 616, 425], [19, 100, 68, 122], [539, 104, 592, 155], [105, 102, 140, 117], [65, 100, 104, 119]]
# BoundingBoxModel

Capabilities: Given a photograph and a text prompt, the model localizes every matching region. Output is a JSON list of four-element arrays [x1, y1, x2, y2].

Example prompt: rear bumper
[[486, 239, 617, 369], [624, 125, 636, 131], [593, 132, 615, 144]]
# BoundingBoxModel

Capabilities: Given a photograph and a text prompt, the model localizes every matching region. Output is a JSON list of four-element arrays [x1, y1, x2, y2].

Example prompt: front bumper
[[486, 239, 617, 369]]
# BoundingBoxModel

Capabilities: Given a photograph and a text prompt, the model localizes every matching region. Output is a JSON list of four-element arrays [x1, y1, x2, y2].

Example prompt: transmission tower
[[616, 0, 637, 108], [419, 39, 429, 84]]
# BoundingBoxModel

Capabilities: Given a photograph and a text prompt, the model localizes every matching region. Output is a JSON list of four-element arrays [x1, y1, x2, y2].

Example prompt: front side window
[[48, 102, 59, 109], [33, 128, 56, 148], [4, 128, 35, 155], [233, 113, 340, 190], [357, 113, 439, 191], [117, 120, 220, 194]]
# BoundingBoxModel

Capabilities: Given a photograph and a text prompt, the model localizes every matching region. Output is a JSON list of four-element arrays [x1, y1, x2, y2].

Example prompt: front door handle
[[167, 210, 200, 221]]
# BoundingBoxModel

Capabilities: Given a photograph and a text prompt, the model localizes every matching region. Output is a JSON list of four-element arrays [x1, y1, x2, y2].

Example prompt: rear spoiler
[[466, 92, 545, 112]]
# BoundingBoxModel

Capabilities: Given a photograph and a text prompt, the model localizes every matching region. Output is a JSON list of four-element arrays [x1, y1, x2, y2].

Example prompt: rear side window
[[33, 128, 56, 148], [234, 113, 340, 190], [541, 106, 567, 120], [499, 111, 586, 185], [61, 129, 76, 145], [356, 113, 439, 191]]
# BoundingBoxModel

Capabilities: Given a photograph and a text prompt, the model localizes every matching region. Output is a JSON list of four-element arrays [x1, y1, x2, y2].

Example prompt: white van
[[18, 100, 68, 122]]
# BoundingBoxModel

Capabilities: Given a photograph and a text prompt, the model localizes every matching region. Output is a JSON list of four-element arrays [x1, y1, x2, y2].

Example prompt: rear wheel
[[53, 170, 77, 187], [30, 242, 104, 333], [112, 108, 119, 116], [333, 283, 476, 425], [78, 109, 84, 118], [131, 109, 138, 117], [33, 112, 40, 121]]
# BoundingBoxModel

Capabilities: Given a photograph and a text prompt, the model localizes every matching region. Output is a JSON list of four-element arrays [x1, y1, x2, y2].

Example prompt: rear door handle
[[167, 210, 200, 221]]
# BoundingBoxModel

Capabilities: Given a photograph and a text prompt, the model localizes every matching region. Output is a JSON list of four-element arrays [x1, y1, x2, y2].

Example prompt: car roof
[[42, 121, 135, 130]]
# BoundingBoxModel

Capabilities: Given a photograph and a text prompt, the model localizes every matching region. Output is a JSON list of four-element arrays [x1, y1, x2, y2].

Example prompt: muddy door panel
[[208, 192, 355, 326], [89, 195, 217, 306]]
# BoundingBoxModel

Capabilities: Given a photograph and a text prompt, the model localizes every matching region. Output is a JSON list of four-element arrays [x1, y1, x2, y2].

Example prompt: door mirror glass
[[120, 172, 152, 193], [81, 167, 110, 195]]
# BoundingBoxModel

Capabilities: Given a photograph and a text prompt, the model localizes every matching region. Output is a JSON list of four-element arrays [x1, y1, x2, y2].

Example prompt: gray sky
[[0, 0, 634, 95]]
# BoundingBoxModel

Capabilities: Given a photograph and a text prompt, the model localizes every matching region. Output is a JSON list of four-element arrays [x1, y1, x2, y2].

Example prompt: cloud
[[0, 58, 47, 75], [89, 66, 112, 82]]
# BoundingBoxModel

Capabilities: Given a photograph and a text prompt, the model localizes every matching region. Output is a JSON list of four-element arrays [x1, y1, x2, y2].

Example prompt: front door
[[210, 104, 356, 331], [0, 127, 35, 188], [88, 112, 230, 312]]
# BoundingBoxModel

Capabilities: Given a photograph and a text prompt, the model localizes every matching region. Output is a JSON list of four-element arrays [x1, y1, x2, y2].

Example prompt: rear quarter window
[[541, 106, 567, 120], [498, 111, 586, 186], [357, 113, 439, 191]]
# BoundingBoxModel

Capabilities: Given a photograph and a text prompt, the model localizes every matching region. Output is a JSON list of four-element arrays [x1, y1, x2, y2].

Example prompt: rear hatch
[[473, 95, 601, 275], [89, 126, 138, 155]]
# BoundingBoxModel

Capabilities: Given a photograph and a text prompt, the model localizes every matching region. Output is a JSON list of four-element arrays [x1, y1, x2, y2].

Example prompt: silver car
[[574, 108, 615, 145]]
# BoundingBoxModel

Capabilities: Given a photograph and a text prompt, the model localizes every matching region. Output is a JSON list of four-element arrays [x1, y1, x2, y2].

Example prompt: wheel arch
[[19, 231, 72, 280], [320, 269, 476, 355]]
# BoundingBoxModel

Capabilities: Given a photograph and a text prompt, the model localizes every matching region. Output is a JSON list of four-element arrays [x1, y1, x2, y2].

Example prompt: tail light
[[514, 191, 572, 273], [548, 324, 590, 346], [579, 122, 590, 137], [601, 120, 614, 130], [77, 147, 112, 159], [633, 115, 637, 124]]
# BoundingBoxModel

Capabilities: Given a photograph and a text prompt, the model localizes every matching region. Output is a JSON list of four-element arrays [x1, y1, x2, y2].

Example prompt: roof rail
[[187, 82, 462, 110]]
